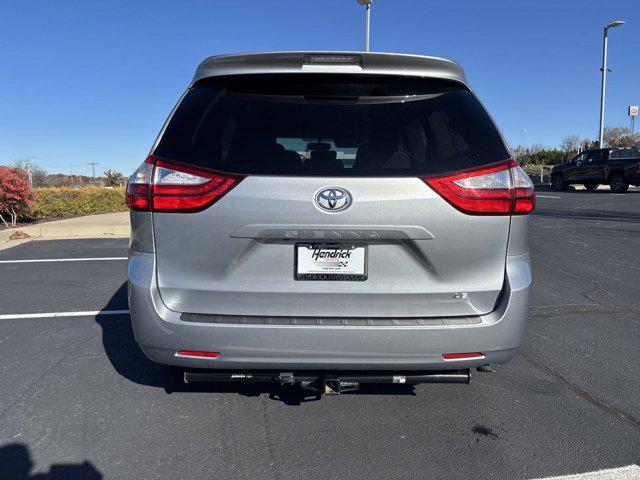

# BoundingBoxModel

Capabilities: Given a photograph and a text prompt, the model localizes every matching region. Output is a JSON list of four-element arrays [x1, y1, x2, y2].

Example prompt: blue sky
[[1, 0, 638, 176]]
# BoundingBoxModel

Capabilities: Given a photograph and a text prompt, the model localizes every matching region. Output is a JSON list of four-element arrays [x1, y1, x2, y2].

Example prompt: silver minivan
[[126, 52, 533, 389]]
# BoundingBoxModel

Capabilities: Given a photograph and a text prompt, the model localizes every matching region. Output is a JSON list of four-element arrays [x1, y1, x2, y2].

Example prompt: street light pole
[[356, 0, 372, 52], [365, 2, 371, 52], [598, 20, 625, 148], [25, 160, 33, 188]]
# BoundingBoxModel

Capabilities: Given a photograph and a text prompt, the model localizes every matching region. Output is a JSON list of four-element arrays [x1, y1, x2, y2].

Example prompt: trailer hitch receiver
[[183, 370, 471, 393]]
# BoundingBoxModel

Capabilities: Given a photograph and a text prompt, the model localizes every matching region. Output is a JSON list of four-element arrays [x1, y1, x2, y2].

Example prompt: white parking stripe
[[0, 257, 127, 264], [536, 195, 561, 199], [0, 310, 130, 320], [531, 465, 640, 480]]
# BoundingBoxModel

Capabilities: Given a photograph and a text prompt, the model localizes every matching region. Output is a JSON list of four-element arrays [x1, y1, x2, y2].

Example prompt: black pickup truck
[[550, 147, 640, 193]]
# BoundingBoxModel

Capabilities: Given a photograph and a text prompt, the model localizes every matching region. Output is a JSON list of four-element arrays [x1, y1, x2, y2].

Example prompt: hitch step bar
[[183, 370, 471, 392]]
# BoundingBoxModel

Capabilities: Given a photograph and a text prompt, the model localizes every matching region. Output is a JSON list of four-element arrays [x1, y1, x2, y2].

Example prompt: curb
[[0, 225, 129, 241], [0, 214, 130, 250]]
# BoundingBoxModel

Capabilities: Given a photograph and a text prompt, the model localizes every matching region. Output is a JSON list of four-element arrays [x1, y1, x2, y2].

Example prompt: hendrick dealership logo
[[311, 248, 352, 261]]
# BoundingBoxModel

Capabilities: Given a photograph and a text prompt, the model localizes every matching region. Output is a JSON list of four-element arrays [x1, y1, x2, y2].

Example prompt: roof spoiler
[[192, 51, 469, 89]]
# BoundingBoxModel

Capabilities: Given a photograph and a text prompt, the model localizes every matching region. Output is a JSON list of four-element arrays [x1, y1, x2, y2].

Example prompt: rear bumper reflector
[[442, 352, 485, 360], [176, 350, 220, 358]]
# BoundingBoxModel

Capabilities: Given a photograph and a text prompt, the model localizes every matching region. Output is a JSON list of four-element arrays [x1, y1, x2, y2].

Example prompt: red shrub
[[0, 166, 34, 227]]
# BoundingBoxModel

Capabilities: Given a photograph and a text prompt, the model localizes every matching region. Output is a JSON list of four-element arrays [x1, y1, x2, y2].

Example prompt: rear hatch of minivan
[[133, 74, 530, 318]]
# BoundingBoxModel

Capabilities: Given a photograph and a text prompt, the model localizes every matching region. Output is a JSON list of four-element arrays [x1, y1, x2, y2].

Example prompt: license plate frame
[[295, 243, 368, 281]]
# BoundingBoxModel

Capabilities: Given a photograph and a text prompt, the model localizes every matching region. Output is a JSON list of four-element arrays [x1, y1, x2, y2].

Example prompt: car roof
[[584, 147, 638, 152], [193, 51, 469, 88]]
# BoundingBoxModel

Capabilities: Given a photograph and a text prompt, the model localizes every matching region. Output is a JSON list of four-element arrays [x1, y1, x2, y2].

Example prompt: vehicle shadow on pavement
[[97, 283, 418, 404], [0, 443, 101, 480]]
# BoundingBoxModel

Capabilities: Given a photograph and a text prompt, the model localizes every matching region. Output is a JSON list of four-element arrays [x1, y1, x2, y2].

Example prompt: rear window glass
[[154, 75, 509, 176]]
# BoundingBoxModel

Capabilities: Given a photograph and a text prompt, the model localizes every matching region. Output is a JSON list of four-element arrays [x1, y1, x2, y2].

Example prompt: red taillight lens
[[422, 159, 535, 215], [152, 158, 243, 213], [176, 350, 219, 358], [511, 165, 536, 214], [125, 156, 244, 213], [442, 352, 484, 360], [125, 157, 153, 211]]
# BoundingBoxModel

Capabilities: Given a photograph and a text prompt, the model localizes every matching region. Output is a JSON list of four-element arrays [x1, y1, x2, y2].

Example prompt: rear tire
[[609, 173, 629, 193], [551, 174, 566, 191], [585, 183, 599, 191]]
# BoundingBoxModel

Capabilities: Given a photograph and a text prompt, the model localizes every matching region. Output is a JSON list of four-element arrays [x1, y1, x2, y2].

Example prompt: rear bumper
[[128, 251, 531, 371]]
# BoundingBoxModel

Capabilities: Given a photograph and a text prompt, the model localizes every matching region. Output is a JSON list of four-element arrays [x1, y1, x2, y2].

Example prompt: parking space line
[[536, 195, 561, 199], [0, 310, 130, 320], [0, 257, 127, 264], [531, 464, 640, 479]]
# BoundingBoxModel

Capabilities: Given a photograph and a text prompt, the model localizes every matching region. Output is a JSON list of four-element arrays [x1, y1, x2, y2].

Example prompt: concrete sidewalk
[[0, 212, 130, 250]]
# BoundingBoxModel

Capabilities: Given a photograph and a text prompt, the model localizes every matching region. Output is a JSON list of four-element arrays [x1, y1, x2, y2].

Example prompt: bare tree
[[30, 166, 47, 187], [510, 145, 527, 160], [12, 159, 29, 170], [103, 170, 124, 187], [580, 137, 597, 151], [560, 135, 580, 158], [12, 159, 48, 187], [528, 144, 545, 155], [603, 126, 640, 148]]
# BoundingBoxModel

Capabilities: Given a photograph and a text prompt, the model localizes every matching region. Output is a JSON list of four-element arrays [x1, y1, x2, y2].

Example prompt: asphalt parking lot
[[1, 190, 639, 480]]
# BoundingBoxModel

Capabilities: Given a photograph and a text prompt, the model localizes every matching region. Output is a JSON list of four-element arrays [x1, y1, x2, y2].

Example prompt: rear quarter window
[[154, 74, 509, 177], [613, 149, 640, 160]]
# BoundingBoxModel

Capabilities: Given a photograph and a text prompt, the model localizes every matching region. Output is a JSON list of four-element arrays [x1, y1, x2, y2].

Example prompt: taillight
[[125, 157, 153, 211], [125, 155, 244, 213], [422, 159, 535, 215], [511, 164, 536, 214]]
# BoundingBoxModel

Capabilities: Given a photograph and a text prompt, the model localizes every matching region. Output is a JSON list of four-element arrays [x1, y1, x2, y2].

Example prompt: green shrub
[[32, 187, 127, 218]]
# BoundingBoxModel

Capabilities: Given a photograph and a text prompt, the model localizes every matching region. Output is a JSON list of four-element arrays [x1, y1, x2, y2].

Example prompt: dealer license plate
[[295, 244, 367, 281]]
